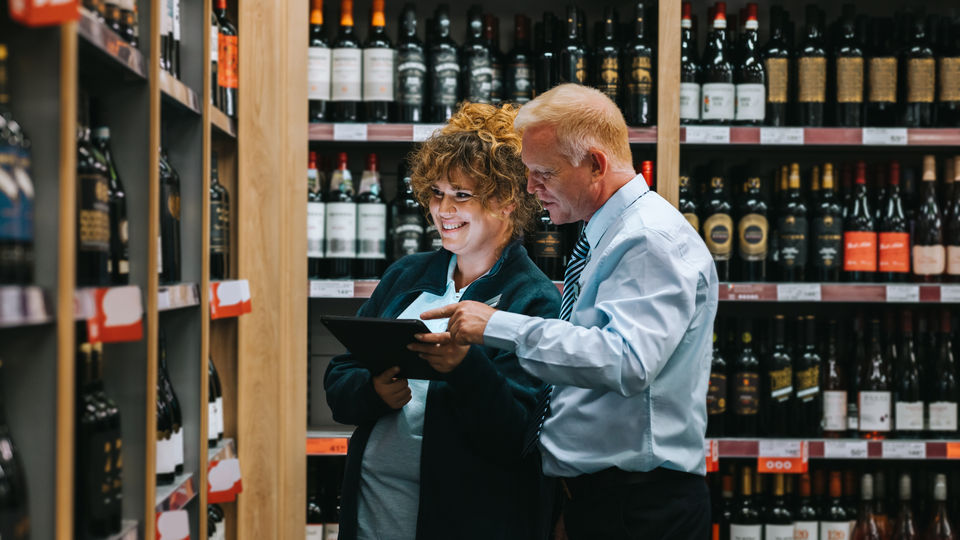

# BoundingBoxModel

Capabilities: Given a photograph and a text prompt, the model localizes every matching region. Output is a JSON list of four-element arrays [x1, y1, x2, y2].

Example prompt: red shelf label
[[86, 286, 143, 343], [156, 510, 190, 540], [9, 0, 78, 27], [210, 281, 252, 319], [208, 458, 243, 504], [705, 440, 719, 473], [307, 437, 349, 455]]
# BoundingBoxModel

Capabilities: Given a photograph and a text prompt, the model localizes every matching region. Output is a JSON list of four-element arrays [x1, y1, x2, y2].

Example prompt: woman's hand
[[372, 366, 412, 409], [408, 332, 470, 374]]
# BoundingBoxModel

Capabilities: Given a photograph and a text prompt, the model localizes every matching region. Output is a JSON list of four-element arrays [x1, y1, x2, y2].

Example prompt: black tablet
[[320, 315, 445, 380]]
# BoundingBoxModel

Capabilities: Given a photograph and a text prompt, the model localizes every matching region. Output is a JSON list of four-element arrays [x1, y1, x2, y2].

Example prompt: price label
[[156, 510, 190, 540], [886, 285, 920, 303], [881, 441, 926, 459], [776, 283, 822, 302], [862, 128, 908, 145], [758, 440, 807, 474], [307, 437, 349, 455], [208, 457, 244, 504], [157, 289, 171, 310], [759, 439, 805, 458], [685, 126, 730, 144], [758, 456, 808, 473], [309, 280, 355, 298], [412, 124, 444, 142], [705, 439, 719, 473], [210, 280, 252, 319], [760, 127, 805, 145], [23, 287, 48, 323], [823, 440, 869, 459], [941, 285, 960, 303], [948, 443, 960, 459], [333, 123, 368, 141], [90, 286, 144, 343]]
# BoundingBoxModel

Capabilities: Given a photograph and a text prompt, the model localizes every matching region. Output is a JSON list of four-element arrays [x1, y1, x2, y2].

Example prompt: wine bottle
[[761, 6, 790, 127], [0, 357, 29, 540], [730, 466, 762, 540], [76, 102, 111, 287], [706, 325, 727, 437], [158, 331, 184, 476], [795, 315, 822, 437], [389, 163, 424, 264], [155, 359, 176, 486], [427, 5, 459, 123], [462, 6, 494, 104], [797, 5, 827, 126], [947, 156, 960, 281], [834, 5, 864, 127], [823, 319, 848, 437], [914, 155, 945, 281], [484, 14, 505, 105], [892, 473, 919, 540], [208, 358, 222, 446], [362, 0, 393, 123], [330, 0, 361, 122], [859, 318, 892, 439], [679, 3, 699, 124], [902, 15, 936, 128], [77, 343, 112, 537], [852, 474, 882, 540], [732, 321, 760, 436], [211, 7, 220, 109], [527, 209, 563, 281], [778, 163, 808, 282], [623, 1, 653, 126], [308, 0, 331, 123], [796, 473, 820, 540], [894, 310, 925, 437], [395, 4, 425, 122], [210, 151, 230, 281], [822, 471, 851, 540], [171, 0, 181, 78], [120, 0, 137, 46], [307, 151, 325, 278], [704, 174, 733, 281], [324, 153, 355, 278], [865, 18, 898, 127], [0, 45, 34, 286], [737, 174, 767, 282], [592, 7, 619, 105], [215, 0, 238, 118], [923, 475, 956, 540], [764, 315, 793, 436], [764, 474, 794, 540], [879, 161, 911, 282], [814, 163, 843, 282], [701, 3, 735, 124], [92, 127, 130, 286], [557, 5, 587, 86], [679, 173, 699, 233], [844, 161, 877, 282], [158, 149, 181, 284], [714, 474, 735, 540], [92, 342, 123, 533], [354, 153, 386, 278], [534, 13, 559, 97], [505, 15, 533, 104], [939, 28, 960, 126], [734, 3, 765, 126], [159, 0, 170, 73], [928, 309, 958, 438]]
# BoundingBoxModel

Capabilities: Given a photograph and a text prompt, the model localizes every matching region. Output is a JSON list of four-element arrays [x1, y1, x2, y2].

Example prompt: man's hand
[[420, 301, 496, 345], [408, 332, 470, 373], [372, 366, 411, 409]]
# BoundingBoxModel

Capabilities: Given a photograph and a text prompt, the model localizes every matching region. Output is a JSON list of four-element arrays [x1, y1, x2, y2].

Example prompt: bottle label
[[765, 58, 788, 103], [814, 215, 843, 269], [356, 203, 387, 259], [877, 232, 910, 273], [156, 435, 177, 475], [907, 58, 936, 103], [798, 57, 827, 103], [308, 46, 332, 100], [836, 57, 864, 103], [735, 83, 765, 121], [704, 213, 733, 260], [211, 200, 228, 253], [913, 245, 946, 276], [628, 56, 651, 96], [843, 231, 877, 272], [208, 402, 219, 440], [738, 213, 768, 261], [508, 62, 533, 103], [859, 391, 892, 432], [331, 48, 362, 101], [707, 373, 727, 415], [940, 57, 960, 102], [734, 371, 759, 415], [211, 23, 219, 62], [392, 218, 424, 259], [397, 51, 427, 106], [173, 0, 181, 40], [466, 52, 494, 103], [778, 215, 808, 269], [533, 230, 562, 259], [215, 396, 224, 434], [929, 401, 958, 431], [795, 366, 820, 400], [948, 246, 960, 275], [821, 522, 850, 540], [679, 82, 701, 121], [847, 400, 859, 431], [868, 57, 897, 103], [598, 55, 619, 101], [769, 366, 793, 400], [306, 525, 324, 540], [0, 160, 18, 241], [794, 521, 818, 540], [363, 48, 396, 102], [895, 401, 925, 431], [325, 201, 357, 257], [173, 428, 184, 466], [701, 83, 735, 120], [217, 34, 239, 89], [307, 201, 326, 258], [324, 524, 339, 540], [763, 524, 793, 540], [823, 390, 848, 431], [431, 50, 460, 106], [79, 173, 111, 251], [683, 213, 700, 233], [730, 524, 762, 540]]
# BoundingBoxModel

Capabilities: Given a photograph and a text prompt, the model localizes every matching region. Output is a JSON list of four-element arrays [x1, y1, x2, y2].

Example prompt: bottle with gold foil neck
[[778, 163, 808, 282], [765, 315, 793, 436], [703, 173, 733, 281], [679, 174, 699, 233], [913, 155, 945, 281], [730, 466, 761, 539], [737, 174, 767, 282]]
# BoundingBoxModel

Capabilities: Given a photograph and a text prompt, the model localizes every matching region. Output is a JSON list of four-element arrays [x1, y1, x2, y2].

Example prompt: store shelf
[[209, 280, 252, 319], [209, 437, 237, 462], [680, 126, 960, 146], [0, 285, 52, 328], [155, 472, 197, 513], [158, 283, 201, 312], [307, 429, 353, 456], [159, 71, 201, 115], [210, 107, 237, 139], [95, 519, 138, 540], [308, 123, 658, 144], [77, 8, 147, 79], [709, 438, 960, 460]]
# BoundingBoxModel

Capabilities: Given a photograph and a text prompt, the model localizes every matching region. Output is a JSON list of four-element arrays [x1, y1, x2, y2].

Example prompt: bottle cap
[[889, 161, 900, 185], [861, 473, 874, 501], [366, 153, 378, 170], [855, 161, 867, 185], [337, 152, 348, 168], [713, 3, 727, 28], [934, 474, 948, 502], [681, 3, 692, 28], [899, 473, 912, 501], [310, 0, 323, 25], [371, 0, 385, 27], [922, 155, 937, 182], [340, 0, 354, 27]]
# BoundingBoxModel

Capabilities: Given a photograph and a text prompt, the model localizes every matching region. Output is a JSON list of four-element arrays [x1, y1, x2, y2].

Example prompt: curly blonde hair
[[408, 102, 539, 239]]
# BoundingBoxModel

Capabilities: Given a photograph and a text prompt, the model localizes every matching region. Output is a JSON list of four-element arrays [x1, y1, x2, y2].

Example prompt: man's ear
[[589, 149, 609, 180]]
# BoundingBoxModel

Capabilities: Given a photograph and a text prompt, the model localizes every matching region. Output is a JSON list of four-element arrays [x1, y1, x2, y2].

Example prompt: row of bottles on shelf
[[0, 43, 34, 286], [207, 504, 226, 540], [708, 309, 960, 440], [82, 0, 139, 47], [306, 457, 342, 540], [682, 155, 960, 283], [0, 357, 30, 540], [683, 2, 960, 127], [712, 465, 959, 540], [210, 0, 238, 118], [308, 0, 655, 125]]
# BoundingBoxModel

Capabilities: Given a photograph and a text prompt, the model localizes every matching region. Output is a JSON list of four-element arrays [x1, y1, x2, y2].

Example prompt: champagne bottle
[[395, 4, 425, 123], [913, 155, 945, 281], [330, 0, 361, 122], [308, 0, 331, 123]]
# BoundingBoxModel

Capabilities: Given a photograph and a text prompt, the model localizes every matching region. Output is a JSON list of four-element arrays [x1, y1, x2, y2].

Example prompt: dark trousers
[[561, 467, 710, 540]]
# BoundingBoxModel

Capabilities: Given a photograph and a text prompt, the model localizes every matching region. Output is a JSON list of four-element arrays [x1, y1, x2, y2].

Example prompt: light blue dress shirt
[[484, 176, 719, 477]]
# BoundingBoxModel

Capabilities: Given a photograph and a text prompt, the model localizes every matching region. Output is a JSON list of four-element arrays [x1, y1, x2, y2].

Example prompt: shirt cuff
[[482, 310, 528, 352]]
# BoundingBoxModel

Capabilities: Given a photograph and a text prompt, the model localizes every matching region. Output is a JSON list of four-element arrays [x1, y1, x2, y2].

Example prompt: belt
[[561, 467, 697, 500]]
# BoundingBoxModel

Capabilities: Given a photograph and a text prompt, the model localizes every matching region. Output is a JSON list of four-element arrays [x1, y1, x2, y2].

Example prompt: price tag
[[705, 439, 719, 473], [941, 285, 960, 303], [23, 287, 48, 323], [886, 285, 920, 303], [89, 286, 144, 343], [412, 124, 444, 142], [760, 127, 805, 145], [307, 437, 349, 455], [10, 0, 79, 27], [333, 123, 368, 141], [685, 126, 730, 144], [758, 440, 808, 474], [759, 439, 805, 458], [823, 440, 869, 459], [156, 510, 190, 540], [882, 441, 926, 459], [862, 128, 908, 145], [309, 280, 354, 298], [776, 283, 822, 302], [210, 280, 252, 319], [208, 457, 243, 504]]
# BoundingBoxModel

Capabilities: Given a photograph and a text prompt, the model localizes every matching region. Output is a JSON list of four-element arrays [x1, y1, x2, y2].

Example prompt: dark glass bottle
[[558, 5, 587, 86], [734, 3, 765, 126], [879, 161, 911, 282], [706, 326, 728, 437], [361, 0, 393, 123], [679, 3, 700, 124], [844, 161, 877, 282], [395, 4, 425, 123], [901, 15, 936, 128], [716, 474, 735, 540], [704, 174, 733, 281], [330, 0, 361, 122], [210, 151, 229, 281], [215, 0, 238, 118], [948, 156, 960, 282], [928, 309, 958, 438], [834, 5, 864, 127], [852, 474, 882, 540], [91, 342, 122, 534], [534, 13, 559, 96], [155, 353, 175, 486], [679, 173, 699, 234], [77, 111, 111, 287], [823, 472, 851, 539], [325, 152, 356, 278], [527, 209, 563, 281], [737, 175, 768, 282], [913, 155, 945, 282], [354, 153, 386, 279], [592, 7, 619, 105], [822, 320, 848, 437], [892, 474, 919, 540], [796, 5, 827, 126], [701, 3, 735, 124], [307, 152, 325, 278], [858, 318, 892, 439], [894, 310, 924, 437], [732, 321, 760, 436], [939, 24, 960, 126], [484, 14, 504, 105], [308, 0, 330, 123], [428, 5, 460, 123], [763, 315, 793, 437], [761, 6, 790, 127], [814, 163, 843, 282], [622, 1, 653, 126], [795, 473, 819, 540], [389, 164, 424, 264], [158, 149, 181, 284], [730, 466, 762, 539], [158, 331, 184, 476], [764, 474, 795, 540], [865, 18, 899, 126], [211, 8, 220, 110], [0, 357, 29, 540], [0, 46, 34, 286], [779, 163, 808, 281], [795, 315, 822, 437], [924, 474, 956, 540], [92, 127, 130, 285], [505, 16, 533, 105], [462, 6, 494, 105], [76, 342, 111, 537]]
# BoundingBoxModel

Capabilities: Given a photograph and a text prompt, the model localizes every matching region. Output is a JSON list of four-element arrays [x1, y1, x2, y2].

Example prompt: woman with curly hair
[[324, 102, 560, 540]]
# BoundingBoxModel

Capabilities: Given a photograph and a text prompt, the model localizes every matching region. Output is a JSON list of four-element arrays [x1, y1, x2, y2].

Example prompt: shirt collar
[[582, 174, 649, 250]]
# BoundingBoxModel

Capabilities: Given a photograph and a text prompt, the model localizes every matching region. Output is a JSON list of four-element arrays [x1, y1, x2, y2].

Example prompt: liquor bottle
[[330, 0, 361, 122], [706, 327, 727, 437], [308, 0, 331, 123], [714, 474, 735, 540], [730, 466, 762, 540], [879, 161, 911, 281], [105, 0, 122, 33], [844, 161, 877, 282], [928, 309, 958, 438], [797, 5, 827, 126], [210, 151, 230, 281], [0, 357, 29, 540], [91, 342, 123, 533], [159, 149, 181, 284], [834, 5, 864, 127], [737, 175, 767, 282], [395, 4, 425, 122], [362, 0, 394, 123], [679, 173, 699, 233], [892, 473, 919, 540], [484, 14, 505, 105], [704, 174, 733, 281], [389, 164, 424, 263], [859, 318, 892, 439], [76, 343, 112, 537], [534, 13, 559, 97], [121, 0, 137, 46], [159, 0, 170, 73], [732, 321, 760, 436], [211, 6, 219, 109], [939, 28, 960, 126], [325, 152, 355, 278], [734, 3, 765, 126], [814, 163, 843, 282], [592, 7, 619, 105], [948, 157, 960, 281], [215, 0, 238, 118], [506, 15, 533, 104], [865, 18, 898, 127], [679, 3, 700, 124], [701, 3, 735, 124], [158, 331, 184, 476], [0, 45, 35, 286], [823, 319, 848, 437], [852, 474, 882, 540], [354, 154, 386, 278], [76, 105, 111, 287], [208, 358, 223, 446], [623, 1, 653, 126], [558, 5, 587, 86], [92, 127, 129, 285], [155, 350, 176, 486], [763, 474, 794, 540], [427, 6, 459, 123], [902, 15, 936, 128], [914, 155, 945, 281], [795, 473, 820, 540], [763, 315, 793, 436], [779, 163, 808, 281], [795, 315, 822, 437], [171, 0, 181, 78], [761, 6, 790, 127], [924, 475, 956, 540], [307, 477, 325, 540], [894, 310, 925, 437], [307, 151, 325, 278], [527, 209, 563, 281], [823, 471, 851, 540], [462, 6, 494, 104]]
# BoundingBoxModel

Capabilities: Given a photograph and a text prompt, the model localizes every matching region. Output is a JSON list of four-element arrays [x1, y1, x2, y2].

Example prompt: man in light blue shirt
[[422, 84, 718, 539]]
